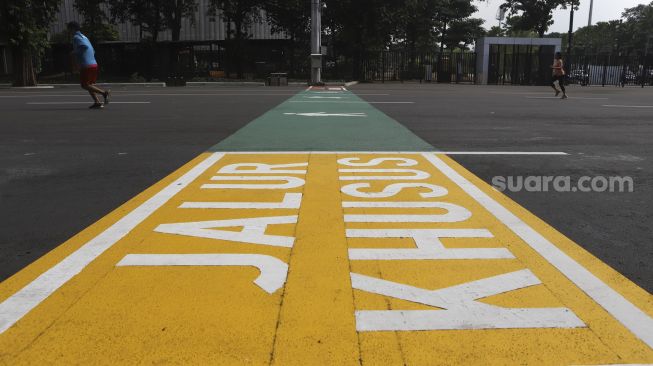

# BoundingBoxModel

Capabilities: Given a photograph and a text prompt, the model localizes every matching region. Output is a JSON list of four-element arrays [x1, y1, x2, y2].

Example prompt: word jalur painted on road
[[0, 153, 652, 365]]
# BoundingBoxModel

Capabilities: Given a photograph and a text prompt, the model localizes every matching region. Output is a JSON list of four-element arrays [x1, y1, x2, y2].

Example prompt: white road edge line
[[422, 152, 653, 348], [289, 101, 416, 104], [0, 152, 225, 334], [26, 102, 151, 105], [216, 151, 569, 155], [526, 97, 609, 100], [603, 105, 653, 108]]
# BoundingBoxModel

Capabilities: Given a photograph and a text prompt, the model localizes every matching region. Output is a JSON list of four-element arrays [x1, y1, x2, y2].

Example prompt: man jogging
[[68, 22, 110, 109], [551, 52, 567, 100]]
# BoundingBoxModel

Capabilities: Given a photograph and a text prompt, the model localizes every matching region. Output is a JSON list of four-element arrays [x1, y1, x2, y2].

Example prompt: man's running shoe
[[555, 90, 561, 97], [561, 95, 568, 99], [103, 89, 111, 105], [89, 103, 104, 109]]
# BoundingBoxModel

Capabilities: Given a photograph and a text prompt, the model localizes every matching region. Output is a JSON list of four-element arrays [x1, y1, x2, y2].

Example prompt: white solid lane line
[[0, 153, 225, 334], [215, 151, 569, 155], [423, 152, 653, 348], [289, 101, 415, 104], [603, 105, 653, 108], [25, 101, 152, 104], [526, 97, 609, 100], [437, 151, 568, 155]]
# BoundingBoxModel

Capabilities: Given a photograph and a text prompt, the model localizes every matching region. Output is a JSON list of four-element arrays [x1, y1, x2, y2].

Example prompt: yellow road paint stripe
[[271, 155, 360, 365], [0, 152, 651, 365]]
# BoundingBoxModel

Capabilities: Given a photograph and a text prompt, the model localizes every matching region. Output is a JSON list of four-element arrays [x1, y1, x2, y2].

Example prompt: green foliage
[[323, 0, 396, 55], [621, 1, 653, 55], [0, 0, 61, 54], [109, 0, 163, 41], [84, 23, 120, 42], [74, 0, 108, 25], [161, 0, 198, 41], [208, 0, 262, 40], [263, 0, 310, 42], [446, 18, 486, 50], [491, 0, 578, 37], [261, 0, 484, 58], [487, 26, 506, 37], [73, 0, 120, 41], [109, 0, 197, 41], [556, 2, 653, 56]]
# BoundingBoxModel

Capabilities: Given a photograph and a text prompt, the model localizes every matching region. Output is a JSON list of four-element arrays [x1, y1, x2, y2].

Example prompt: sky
[[473, 0, 649, 33]]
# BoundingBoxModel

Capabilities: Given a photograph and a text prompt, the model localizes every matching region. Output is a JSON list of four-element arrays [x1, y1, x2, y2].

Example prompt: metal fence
[[488, 44, 556, 86], [486, 44, 653, 87], [566, 54, 653, 87], [37, 40, 292, 82], [359, 51, 476, 83], [8, 40, 652, 86]]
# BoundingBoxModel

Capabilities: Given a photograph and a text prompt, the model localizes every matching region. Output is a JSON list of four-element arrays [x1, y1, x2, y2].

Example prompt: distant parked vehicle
[[621, 70, 637, 86], [568, 69, 590, 86]]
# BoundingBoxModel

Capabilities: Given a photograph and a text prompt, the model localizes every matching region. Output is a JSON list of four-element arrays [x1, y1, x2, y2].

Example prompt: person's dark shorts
[[552, 74, 565, 84], [80, 65, 98, 86]]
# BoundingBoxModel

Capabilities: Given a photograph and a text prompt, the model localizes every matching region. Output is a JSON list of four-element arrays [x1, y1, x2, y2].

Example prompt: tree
[[433, 0, 477, 51], [393, 0, 440, 55], [209, 0, 262, 42], [110, 0, 197, 41], [208, 0, 263, 77], [487, 26, 506, 37], [74, 0, 119, 42], [110, 0, 166, 41], [262, 0, 311, 76], [0, 0, 62, 86], [494, 0, 577, 38], [445, 18, 486, 50], [323, 0, 396, 78], [162, 0, 198, 41], [622, 1, 653, 56]]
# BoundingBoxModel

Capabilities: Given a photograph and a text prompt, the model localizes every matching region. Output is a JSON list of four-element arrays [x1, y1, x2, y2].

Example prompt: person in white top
[[551, 52, 567, 99]]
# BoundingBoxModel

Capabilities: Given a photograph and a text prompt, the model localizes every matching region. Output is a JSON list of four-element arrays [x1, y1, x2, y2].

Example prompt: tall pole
[[310, 0, 323, 85], [567, 4, 575, 56], [588, 0, 594, 27]]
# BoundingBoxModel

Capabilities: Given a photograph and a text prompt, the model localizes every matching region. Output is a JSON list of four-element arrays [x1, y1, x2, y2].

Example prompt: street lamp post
[[567, 3, 575, 57], [310, 0, 323, 85], [643, 36, 653, 88], [588, 0, 594, 27]]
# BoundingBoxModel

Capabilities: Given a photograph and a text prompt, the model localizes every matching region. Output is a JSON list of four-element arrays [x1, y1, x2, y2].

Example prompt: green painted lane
[[210, 88, 434, 151]]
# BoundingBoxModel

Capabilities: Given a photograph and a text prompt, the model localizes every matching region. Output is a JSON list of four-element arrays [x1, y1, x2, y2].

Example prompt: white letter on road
[[339, 169, 430, 181], [352, 270, 585, 331], [337, 158, 418, 167], [344, 202, 472, 223], [202, 176, 305, 190], [180, 193, 302, 209], [341, 183, 448, 199], [218, 163, 307, 175], [347, 229, 514, 260], [117, 254, 288, 294], [156, 216, 298, 248]]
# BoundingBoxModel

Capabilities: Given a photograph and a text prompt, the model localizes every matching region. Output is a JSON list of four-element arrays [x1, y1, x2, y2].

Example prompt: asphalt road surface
[[1, 83, 651, 294]]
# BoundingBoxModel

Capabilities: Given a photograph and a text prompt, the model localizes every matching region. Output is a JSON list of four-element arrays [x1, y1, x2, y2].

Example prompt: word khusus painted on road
[[1, 153, 651, 365]]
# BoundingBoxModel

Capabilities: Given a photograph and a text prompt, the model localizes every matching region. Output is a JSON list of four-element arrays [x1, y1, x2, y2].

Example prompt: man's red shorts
[[80, 65, 98, 86]]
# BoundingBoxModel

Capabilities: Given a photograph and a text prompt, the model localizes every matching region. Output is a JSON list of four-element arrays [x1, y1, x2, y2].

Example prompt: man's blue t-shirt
[[72, 31, 97, 68]]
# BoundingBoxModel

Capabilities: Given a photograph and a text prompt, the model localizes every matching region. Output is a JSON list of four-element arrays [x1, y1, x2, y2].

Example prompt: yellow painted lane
[[0, 152, 651, 365], [338, 154, 652, 365], [272, 155, 360, 366]]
